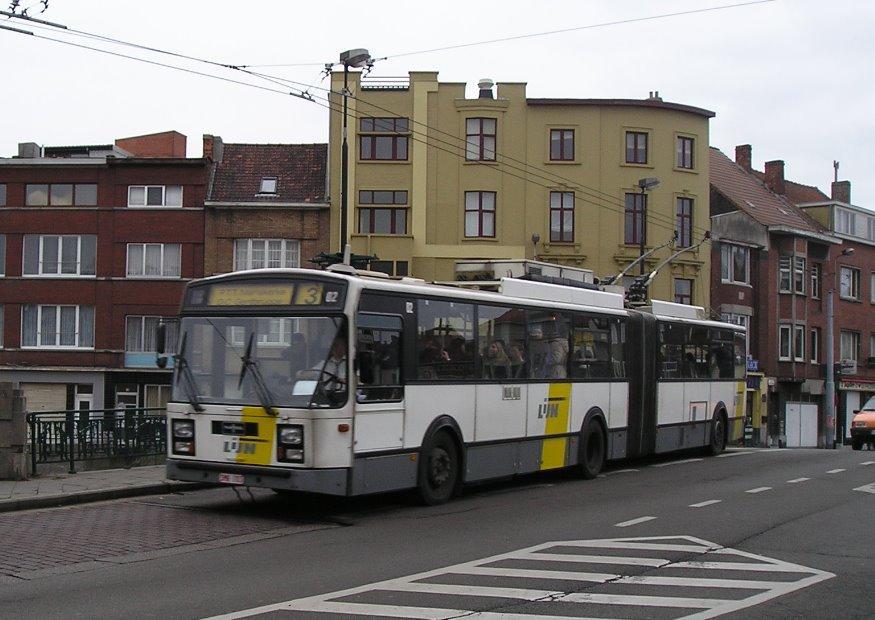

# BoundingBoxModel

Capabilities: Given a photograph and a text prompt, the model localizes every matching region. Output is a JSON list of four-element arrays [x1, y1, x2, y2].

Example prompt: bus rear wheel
[[575, 420, 606, 479], [706, 413, 727, 456], [418, 431, 460, 505]]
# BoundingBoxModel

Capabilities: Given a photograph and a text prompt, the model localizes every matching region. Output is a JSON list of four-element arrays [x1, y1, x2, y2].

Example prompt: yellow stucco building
[[328, 70, 713, 306]]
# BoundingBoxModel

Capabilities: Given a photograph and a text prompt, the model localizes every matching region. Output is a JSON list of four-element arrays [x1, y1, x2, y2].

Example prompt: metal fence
[[27, 407, 167, 475]]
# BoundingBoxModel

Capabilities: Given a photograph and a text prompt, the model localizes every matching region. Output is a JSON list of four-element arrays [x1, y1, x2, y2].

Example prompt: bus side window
[[356, 313, 403, 403]]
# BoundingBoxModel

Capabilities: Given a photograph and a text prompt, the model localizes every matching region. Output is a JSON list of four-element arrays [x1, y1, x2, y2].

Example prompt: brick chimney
[[115, 131, 186, 158], [831, 180, 851, 204], [735, 144, 752, 172], [764, 160, 785, 194], [202, 134, 223, 163]]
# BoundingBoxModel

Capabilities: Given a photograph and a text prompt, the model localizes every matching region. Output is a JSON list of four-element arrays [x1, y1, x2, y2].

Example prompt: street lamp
[[637, 177, 661, 275], [338, 48, 372, 255], [826, 246, 855, 448]]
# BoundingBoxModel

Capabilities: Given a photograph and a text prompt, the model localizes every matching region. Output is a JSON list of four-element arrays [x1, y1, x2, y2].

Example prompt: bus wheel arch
[[575, 409, 607, 479], [417, 416, 465, 505], [707, 405, 728, 456]]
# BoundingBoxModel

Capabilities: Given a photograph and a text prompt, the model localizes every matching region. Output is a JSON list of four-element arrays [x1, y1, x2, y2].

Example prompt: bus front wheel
[[576, 420, 606, 479], [417, 431, 460, 505], [706, 412, 727, 456]]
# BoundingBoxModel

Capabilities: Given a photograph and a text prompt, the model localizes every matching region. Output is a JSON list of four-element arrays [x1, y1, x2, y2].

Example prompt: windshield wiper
[[237, 333, 277, 416], [174, 332, 204, 412]]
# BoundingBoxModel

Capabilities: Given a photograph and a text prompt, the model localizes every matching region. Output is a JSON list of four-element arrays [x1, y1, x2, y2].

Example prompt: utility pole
[[338, 49, 371, 256]]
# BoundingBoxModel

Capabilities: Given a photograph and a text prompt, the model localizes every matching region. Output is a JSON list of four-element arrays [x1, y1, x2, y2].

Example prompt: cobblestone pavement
[[0, 488, 337, 580]]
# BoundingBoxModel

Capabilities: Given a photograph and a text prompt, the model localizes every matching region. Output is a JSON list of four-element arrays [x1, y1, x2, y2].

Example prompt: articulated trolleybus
[[163, 266, 745, 504]]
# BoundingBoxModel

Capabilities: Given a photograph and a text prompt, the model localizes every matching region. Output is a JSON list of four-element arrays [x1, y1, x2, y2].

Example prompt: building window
[[625, 131, 648, 164], [359, 117, 409, 161], [840, 266, 860, 300], [674, 278, 693, 305], [0, 306, 3, 348], [550, 129, 574, 161], [779, 325, 791, 361], [233, 239, 300, 271], [840, 330, 860, 363], [0, 184, 6, 206], [465, 118, 497, 161], [125, 316, 162, 353], [549, 192, 574, 242], [794, 257, 806, 294], [22, 235, 97, 276], [259, 177, 277, 194], [358, 190, 408, 235], [464, 191, 496, 238], [676, 136, 694, 169], [871, 334, 875, 361], [0, 234, 4, 276], [793, 325, 805, 362], [867, 217, 875, 242], [21, 304, 94, 348], [126, 243, 181, 277], [835, 208, 855, 235], [675, 197, 693, 247], [779, 257, 792, 293], [721, 244, 750, 284], [811, 263, 821, 299], [25, 183, 97, 206], [810, 327, 820, 363], [624, 192, 646, 245], [145, 384, 172, 409], [721, 312, 750, 356], [369, 260, 408, 277], [870, 273, 875, 303], [127, 185, 182, 207]]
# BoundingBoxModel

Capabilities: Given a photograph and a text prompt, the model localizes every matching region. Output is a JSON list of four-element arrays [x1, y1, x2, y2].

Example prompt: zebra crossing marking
[[206, 535, 834, 620]]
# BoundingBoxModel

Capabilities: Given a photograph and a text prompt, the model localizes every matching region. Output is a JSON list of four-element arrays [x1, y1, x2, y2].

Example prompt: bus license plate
[[218, 473, 245, 485]]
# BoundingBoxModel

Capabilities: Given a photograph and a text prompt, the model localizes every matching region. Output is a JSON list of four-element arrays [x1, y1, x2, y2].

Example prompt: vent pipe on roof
[[647, 91, 662, 101], [478, 78, 494, 99]]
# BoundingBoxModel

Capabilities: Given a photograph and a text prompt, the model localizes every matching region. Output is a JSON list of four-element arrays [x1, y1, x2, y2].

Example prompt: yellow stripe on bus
[[236, 407, 275, 466], [540, 382, 571, 470]]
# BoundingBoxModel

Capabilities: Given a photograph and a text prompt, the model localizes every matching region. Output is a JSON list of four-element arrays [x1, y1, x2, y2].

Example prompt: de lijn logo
[[538, 396, 564, 419]]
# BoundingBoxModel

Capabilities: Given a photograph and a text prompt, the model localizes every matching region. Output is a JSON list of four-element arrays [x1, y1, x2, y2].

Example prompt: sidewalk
[[0, 466, 213, 513]]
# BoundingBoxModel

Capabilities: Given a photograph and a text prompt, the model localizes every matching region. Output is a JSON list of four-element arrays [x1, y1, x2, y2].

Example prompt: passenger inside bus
[[482, 339, 511, 379]]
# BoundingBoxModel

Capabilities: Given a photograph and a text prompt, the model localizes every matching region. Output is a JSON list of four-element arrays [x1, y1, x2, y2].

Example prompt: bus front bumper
[[166, 459, 349, 495]]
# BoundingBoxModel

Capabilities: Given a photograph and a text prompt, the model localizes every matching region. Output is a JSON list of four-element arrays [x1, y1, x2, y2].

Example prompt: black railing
[[27, 407, 167, 475]]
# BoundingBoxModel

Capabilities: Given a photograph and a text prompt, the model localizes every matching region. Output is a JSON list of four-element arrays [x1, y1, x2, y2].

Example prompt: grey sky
[[2, 0, 872, 207]]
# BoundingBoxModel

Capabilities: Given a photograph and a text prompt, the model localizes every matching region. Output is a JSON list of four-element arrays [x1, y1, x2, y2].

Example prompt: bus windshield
[[172, 315, 347, 409]]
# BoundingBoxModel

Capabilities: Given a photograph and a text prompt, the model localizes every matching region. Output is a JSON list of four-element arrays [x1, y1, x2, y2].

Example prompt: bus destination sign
[[199, 280, 344, 308]]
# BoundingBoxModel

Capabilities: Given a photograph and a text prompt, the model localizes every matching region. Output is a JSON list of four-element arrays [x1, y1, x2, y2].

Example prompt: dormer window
[[259, 177, 277, 194]]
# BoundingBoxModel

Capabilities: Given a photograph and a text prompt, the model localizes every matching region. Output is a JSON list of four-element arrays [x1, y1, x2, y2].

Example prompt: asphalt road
[[1, 446, 873, 619]]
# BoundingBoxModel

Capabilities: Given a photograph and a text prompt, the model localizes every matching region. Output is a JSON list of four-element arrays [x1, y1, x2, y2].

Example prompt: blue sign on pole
[[746, 357, 759, 372]]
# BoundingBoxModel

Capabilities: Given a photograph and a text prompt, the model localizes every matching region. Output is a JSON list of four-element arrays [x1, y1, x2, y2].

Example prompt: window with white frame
[[811, 263, 821, 299], [721, 313, 750, 356], [839, 266, 860, 300], [21, 304, 94, 348], [127, 185, 183, 207], [0, 305, 3, 348], [125, 316, 162, 353], [259, 177, 277, 194], [233, 239, 300, 271], [778, 257, 792, 292], [228, 318, 297, 347], [840, 329, 860, 362], [778, 325, 791, 361], [126, 243, 181, 277], [793, 325, 805, 362], [871, 273, 875, 303], [22, 235, 96, 276], [794, 257, 806, 294], [836, 208, 855, 235], [0, 234, 5, 276], [870, 334, 875, 361], [145, 384, 172, 409], [721, 244, 750, 284], [811, 327, 820, 363], [868, 217, 875, 242]]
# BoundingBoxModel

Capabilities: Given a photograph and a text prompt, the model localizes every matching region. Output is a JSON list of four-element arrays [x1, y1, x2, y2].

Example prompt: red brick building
[[710, 146, 841, 447], [0, 131, 206, 412], [203, 136, 329, 276]]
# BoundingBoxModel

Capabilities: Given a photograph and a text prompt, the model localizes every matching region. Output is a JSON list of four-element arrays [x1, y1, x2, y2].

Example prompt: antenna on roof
[[833, 160, 839, 183]]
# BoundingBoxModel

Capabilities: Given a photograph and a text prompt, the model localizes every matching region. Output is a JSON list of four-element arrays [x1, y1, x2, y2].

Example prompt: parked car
[[850, 396, 875, 450]]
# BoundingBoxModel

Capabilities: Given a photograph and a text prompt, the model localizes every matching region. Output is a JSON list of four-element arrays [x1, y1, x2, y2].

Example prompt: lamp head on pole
[[840, 247, 855, 257], [637, 177, 661, 191], [339, 48, 371, 68]]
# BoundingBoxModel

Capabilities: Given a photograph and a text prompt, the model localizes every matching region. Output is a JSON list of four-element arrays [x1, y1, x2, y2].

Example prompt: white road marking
[[614, 515, 657, 527], [853, 482, 875, 494], [605, 468, 640, 475], [521, 551, 667, 566], [860, 461, 875, 466], [206, 535, 834, 620], [746, 487, 772, 494], [826, 468, 846, 474], [652, 458, 704, 467], [689, 499, 722, 508], [717, 451, 753, 458], [787, 477, 810, 483]]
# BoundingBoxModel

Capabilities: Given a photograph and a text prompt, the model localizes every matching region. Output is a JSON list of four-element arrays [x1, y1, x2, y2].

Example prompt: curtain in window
[[40, 306, 57, 346], [59, 306, 77, 346], [268, 240, 282, 268], [125, 316, 142, 351], [61, 236, 79, 274], [286, 240, 300, 268], [127, 244, 144, 276], [251, 241, 265, 268], [143, 317, 159, 351], [79, 306, 94, 347], [22, 305, 38, 346], [234, 240, 248, 271], [80, 236, 96, 275], [164, 186, 182, 207], [144, 244, 162, 276], [22, 235, 39, 275], [42, 236, 59, 274], [163, 244, 180, 276]]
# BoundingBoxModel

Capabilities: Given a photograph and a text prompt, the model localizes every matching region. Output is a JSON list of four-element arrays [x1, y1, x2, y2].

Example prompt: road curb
[[0, 481, 216, 514]]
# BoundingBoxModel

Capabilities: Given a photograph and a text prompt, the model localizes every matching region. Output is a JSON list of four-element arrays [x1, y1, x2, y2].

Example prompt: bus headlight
[[172, 419, 195, 455], [277, 424, 304, 463]]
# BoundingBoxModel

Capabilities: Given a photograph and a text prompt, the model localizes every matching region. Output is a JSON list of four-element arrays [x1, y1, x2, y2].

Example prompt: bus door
[[626, 312, 657, 458], [353, 313, 405, 452]]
